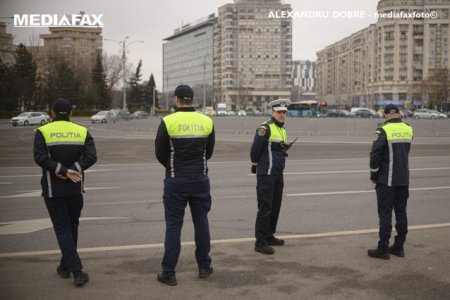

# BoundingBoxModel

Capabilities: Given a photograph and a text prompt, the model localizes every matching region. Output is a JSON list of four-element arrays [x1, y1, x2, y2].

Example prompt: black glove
[[251, 165, 257, 174]]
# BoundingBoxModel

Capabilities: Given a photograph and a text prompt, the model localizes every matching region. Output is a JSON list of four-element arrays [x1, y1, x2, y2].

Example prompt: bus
[[287, 100, 327, 117]]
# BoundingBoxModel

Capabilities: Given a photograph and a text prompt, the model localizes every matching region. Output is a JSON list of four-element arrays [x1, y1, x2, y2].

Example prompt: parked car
[[217, 110, 228, 117], [10, 112, 50, 126], [110, 109, 131, 121], [131, 111, 149, 119], [238, 110, 247, 116], [413, 109, 447, 119], [354, 108, 381, 118], [91, 110, 115, 123], [327, 109, 350, 118]]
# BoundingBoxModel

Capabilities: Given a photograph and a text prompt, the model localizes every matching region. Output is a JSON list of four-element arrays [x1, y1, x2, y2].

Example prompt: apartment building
[[36, 26, 102, 81], [292, 60, 316, 101], [316, 0, 450, 109], [0, 22, 15, 65], [215, 0, 292, 111]]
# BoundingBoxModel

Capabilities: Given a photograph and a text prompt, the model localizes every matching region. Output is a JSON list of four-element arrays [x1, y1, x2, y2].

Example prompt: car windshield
[[96, 111, 109, 115], [17, 113, 31, 117]]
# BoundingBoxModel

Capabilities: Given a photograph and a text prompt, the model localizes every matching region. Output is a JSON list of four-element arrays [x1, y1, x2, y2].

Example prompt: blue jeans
[[162, 176, 212, 272], [44, 194, 83, 272]]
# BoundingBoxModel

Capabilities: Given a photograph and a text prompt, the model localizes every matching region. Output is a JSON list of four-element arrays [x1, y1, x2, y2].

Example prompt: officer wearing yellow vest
[[34, 98, 97, 286], [155, 85, 215, 286], [251, 99, 291, 255], [368, 104, 413, 259]]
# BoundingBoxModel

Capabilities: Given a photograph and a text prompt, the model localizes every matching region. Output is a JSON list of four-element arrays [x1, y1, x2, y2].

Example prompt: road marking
[[0, 187, 120, 199], [0, 217, 127, 235], [0, 182, 12, 185], [1, 222, 449, 258], [283, 167, 450, 176], [286, 186, 450, 197]]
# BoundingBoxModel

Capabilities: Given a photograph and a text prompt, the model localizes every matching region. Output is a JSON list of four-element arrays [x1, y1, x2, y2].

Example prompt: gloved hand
[[251, 165, 257, 174]]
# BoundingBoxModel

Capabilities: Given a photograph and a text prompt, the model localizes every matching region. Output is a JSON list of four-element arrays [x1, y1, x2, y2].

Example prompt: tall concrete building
[[36, 26, 103, 81], [292, 60, 316, 101], [163, 14, 217, 109], [0, 22, 15, 65], [316, 0, 450, 109], [215, 0, 292, 111]]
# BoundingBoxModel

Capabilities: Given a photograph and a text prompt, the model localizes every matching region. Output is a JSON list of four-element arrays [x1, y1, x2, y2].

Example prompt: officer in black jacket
[[155, 85, 215, 286], [368, 104, 413, 259], [34, 98, 97, 286], [251, 99, 291, 255]]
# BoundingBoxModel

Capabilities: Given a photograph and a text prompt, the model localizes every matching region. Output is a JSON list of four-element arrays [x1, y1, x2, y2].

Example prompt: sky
[[1, 0, 380, 88]]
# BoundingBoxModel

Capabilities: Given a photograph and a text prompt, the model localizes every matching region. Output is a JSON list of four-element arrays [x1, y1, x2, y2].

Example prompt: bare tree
[[422, 68, 450, 111]]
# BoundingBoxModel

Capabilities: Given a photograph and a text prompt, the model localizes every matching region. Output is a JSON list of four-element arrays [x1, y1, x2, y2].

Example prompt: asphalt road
[[0, 118, 449, 299]]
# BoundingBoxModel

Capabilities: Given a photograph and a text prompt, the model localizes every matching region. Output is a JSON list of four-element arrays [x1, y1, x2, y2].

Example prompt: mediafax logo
[[13, 14, 104, 28]]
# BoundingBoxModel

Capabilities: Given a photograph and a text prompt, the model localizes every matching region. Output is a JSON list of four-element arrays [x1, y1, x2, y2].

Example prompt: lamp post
[[105, 37, 143, 111], [202, 53, 212, 110]]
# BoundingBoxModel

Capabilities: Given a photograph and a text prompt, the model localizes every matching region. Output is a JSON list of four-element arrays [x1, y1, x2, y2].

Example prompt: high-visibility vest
[[38, 121, 87, 146]]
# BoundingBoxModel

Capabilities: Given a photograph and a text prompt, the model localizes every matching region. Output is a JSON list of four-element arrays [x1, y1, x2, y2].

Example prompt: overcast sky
[[1, 0, 379, 87]]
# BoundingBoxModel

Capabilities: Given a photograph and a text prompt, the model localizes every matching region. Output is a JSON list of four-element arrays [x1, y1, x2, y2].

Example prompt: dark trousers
[[162, 176, 212, 272], [255, 174, 284, 247], [44, 194, 83, 272], [376, 184, 409, 250]]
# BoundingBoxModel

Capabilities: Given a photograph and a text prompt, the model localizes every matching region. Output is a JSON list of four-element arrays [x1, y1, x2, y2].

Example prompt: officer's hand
[[251, 165, 257, 174], [56, 174, 67, 180], [66, 169, 82, 183]]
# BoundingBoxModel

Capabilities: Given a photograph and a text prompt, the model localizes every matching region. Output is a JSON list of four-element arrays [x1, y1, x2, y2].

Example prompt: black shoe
[[199, 266, 213, 278], [73, 270, 89, 286], [157, 271, 177, 286], [255, 244, 275, 255], [267, 236, 285, 246], [367, 248, 390, 260], [388, 246, 405, 257], [57, 265, 70, 279]]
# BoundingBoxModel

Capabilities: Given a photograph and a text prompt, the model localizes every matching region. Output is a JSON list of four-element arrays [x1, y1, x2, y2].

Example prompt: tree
[[143, 73, 159, 111], [0, 58, 16, 112], [103, 53, 123, 103], [12, 44, 37, 110], [422, 68, 450, 111], [43, 63, 81, 108], [91, 53, 109, 109], [128, 59, 143, 109]]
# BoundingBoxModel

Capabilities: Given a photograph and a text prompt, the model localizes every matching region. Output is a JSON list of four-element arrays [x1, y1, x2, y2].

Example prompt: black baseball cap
[[174, 85, 194, 100], [52, 98, 72, 115], [384, 104, 400, 115]]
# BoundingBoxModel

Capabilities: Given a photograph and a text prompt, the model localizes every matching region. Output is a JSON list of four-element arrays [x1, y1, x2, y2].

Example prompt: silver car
[[91, 111, 115, 123], [10, 112, 51, 126], [413, 109, 447, 119]]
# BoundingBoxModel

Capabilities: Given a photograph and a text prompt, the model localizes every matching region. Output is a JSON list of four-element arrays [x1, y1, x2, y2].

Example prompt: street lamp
[[105, 37, 144, 111]]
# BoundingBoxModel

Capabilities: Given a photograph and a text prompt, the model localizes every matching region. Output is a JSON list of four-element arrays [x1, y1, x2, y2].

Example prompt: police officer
[[155, 85, 215, 286], [368, 104, 413, 259], [34, 98, 97, 286], [251, 99, 291, 255]]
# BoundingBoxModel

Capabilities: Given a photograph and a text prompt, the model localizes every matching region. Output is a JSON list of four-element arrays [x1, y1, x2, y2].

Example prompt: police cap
[[384, 104, 400, 115], [174, 85, 194, 100], [52, 98, 72, 115], [268, 99, 291, 111]]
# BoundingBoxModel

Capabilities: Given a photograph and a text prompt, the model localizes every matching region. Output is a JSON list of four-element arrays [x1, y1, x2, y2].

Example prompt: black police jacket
[[370, 118, 413, 186], [34, 117, 97, 197], [155, 107, 215, 178], [250, 117, 287, 175]]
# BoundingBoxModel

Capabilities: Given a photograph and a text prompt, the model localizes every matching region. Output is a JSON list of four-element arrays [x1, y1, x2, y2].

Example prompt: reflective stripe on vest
[[381, 122, 413, 186], [163, 111, 213, 138], [38, 121, 87, 146]]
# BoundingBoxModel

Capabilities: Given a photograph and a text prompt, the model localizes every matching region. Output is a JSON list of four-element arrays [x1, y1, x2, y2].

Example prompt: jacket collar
[[176, 107, 196, 112], [271, 116, 284, 127]]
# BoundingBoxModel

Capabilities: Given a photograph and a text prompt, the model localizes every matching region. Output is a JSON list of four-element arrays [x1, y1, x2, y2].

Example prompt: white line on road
[[283, 167, 450, 176], [1, 222, 449, 258], [286, 186, 450, 197], [0, 187, 120, 199]]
